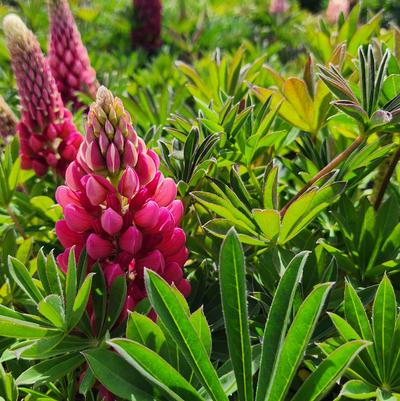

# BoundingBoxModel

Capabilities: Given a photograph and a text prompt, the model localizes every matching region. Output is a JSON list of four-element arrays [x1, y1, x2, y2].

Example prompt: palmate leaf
[[328, 313, 378, 385], [219, 228, 253, 401], [144, 270, 228, 401]]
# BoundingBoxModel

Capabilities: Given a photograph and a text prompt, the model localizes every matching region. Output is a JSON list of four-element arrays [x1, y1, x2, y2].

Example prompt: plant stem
[[248, 165, 262, 196], [373, 145, 400, 211], [7, 206, 26, 239], [280, 135, 364, 217]]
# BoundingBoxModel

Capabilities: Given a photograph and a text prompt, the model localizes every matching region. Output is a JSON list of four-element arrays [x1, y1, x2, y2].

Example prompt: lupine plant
[[0, 0, 399, 400]]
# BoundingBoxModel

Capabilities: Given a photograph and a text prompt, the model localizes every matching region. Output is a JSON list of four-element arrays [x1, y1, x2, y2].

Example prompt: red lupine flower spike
[[3, 14, 82, 177], [0, 96, 17, 142], [56, 86, 190, 319], [131, 0, 162, 53], [48, 0, 98, 108]]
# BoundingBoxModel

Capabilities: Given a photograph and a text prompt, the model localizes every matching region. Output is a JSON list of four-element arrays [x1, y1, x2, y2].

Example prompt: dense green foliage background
[[0, 0, 399, 400]]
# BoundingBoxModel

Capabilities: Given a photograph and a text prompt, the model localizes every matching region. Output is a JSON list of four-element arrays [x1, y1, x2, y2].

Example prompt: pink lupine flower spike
[[56, 86, 190, 320], [48, 0, 98, 108], [3, 14, 82, 177], [0, 96, 17, 142], [131, 0, 162, 52]]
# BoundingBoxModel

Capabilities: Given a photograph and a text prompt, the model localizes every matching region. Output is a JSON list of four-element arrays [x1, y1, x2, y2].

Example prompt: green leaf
[[372, 275, 396, 382], [0, 316, 56, 339], [109, 339, 205, 401], [37, 295, 65, 329], [144, 270, 228, 401], [84, 348, 155, 401], [192, 191, 256, 231], [69, 273, 94, 330], [36, 249, 51, 295], [46, 252, 64, 299], [252, 209, 280, 241], [336, 380, 377, 400], [292, 340, 370, 401], [0, 363, 18, 401], [126, 312, 166, 355], [190, 308, 212, 357], [203, 218, 267, 246], [16, 238, 33, 265], [16, 354, 84, 385], [79, 366, 96, 397], [219, 228, 253, 401], [104, 275, 126, 331], [91, 264, 107, 335], [15, 334, 65, 360], [344, 281, 378, 376], [265, 283, 333, 401], [279, 189, 317, 243], [64, 248, 77, 325], [255, 252, 308, 401], [8, 257, 43, 304]]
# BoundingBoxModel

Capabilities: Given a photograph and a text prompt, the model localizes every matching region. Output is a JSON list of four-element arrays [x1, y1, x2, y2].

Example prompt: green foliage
[[0, 0, 399, 400], [325, 275, 400, 400], [88, 230, 367, 401]]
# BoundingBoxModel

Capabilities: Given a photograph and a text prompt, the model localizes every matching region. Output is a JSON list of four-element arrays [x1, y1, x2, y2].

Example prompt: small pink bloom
[[103, 263, 124, 287], [86, 233, 114, 260], [136, 152, 156, 185], [86, 141, 105, 171], [119, 226, 143, 255], [55, 220, 85, 248], [86, 176, 107, 206], [153, 177, 177, 207], [157, 228, 186, 256], [106, 143, 121, 174], [55, 185, 80, 208], [123, 139, 139, 166], [166, 246, 188, 266], [150, 207, 174, 236], [101, 208, 123, 235], [64, 204, 93, 232], [164, 262, 183, 284], [134, 200, 159, 228], [65, 162, 84, 191], [118, 167, 140, 199], [168, 200, 184, 225], [136, 250, 165, 275]]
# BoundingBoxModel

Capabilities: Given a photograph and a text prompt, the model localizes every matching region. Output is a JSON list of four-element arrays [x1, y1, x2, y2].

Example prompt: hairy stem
[[280, 135, 364, 217], [373, 145, 400, 211]]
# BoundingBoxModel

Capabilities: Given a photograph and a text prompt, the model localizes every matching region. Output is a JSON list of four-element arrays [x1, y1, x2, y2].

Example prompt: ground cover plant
[[0, 0, 399, 400]]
